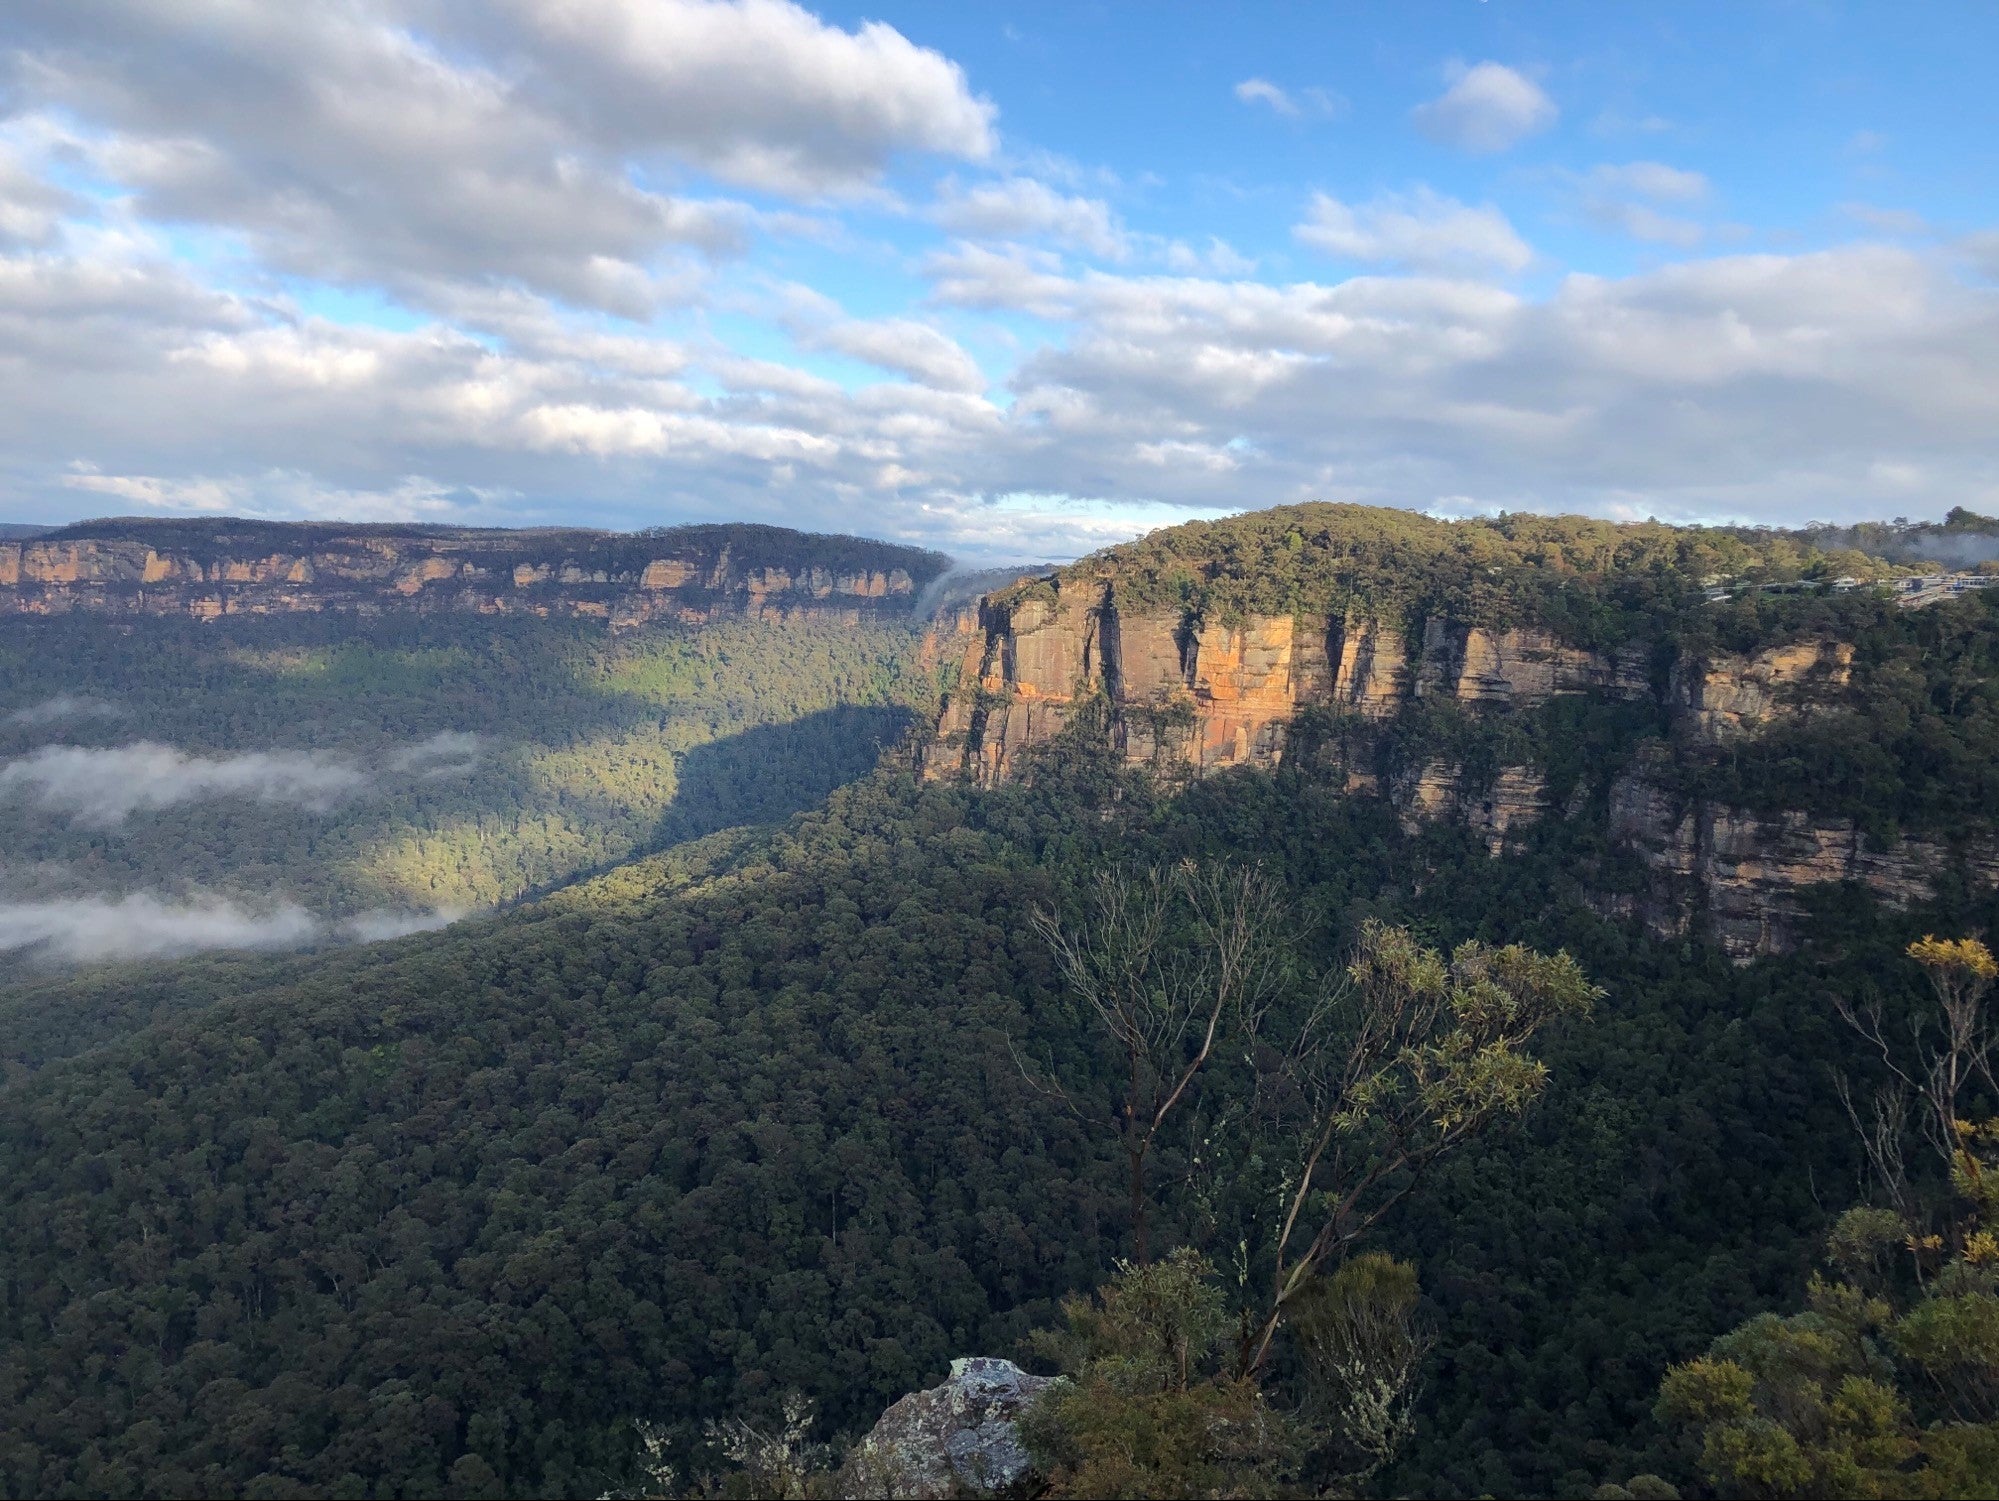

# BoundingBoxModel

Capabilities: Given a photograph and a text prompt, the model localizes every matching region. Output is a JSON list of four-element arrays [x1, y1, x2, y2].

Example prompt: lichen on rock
[[841, 1357, 1058, 1500]]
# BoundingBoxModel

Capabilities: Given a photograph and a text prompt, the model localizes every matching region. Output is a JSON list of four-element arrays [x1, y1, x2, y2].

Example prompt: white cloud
[[1843, 204, 1928, 237], [1571, 163, 1711, 247], [0, 892, 320, 964], [340, 906, 465, 943], [1233, 78, 1345, 121], [0, 743, 367, 826], [0, 137, 84, 249], [4, 693, 123, 728], [1412, 61, 1557, 154], [1163, 237, 1258, 277], [63, 466, 241, 512], [1295, 187, 1533, 273], [805, 316, 987, 392], [3, 1, 993, 314], [1959, 230, 1999, 280], [1588, 162, 1709, 203], [932, 177, 1128, 259], [492, 0, 995, 195], [0, 734, 497, 825], [0, 891, 465, 964], [386, 731, 482, 778], [919, 244, 1999, 536]]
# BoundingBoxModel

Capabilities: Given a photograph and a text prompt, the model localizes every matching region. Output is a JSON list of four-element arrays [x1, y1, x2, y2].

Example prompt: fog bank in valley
[[0, 732, 485, 826], [0, 892, 465, 966]]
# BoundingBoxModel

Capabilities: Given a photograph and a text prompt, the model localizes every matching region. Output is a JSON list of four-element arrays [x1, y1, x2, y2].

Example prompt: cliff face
[[921, 579, 1656, 784], [0, 522, 943, 626], [922, 575, 1990, 958], [1671, 640, 1855, 741], [1606, 774, 1999, 959]]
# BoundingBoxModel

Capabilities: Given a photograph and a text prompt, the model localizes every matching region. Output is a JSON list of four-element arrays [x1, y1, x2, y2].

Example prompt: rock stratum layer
[[0, 520, 948, 627], [921, 575, 1988, 958], [921, 579, 1660, 784], [1605, 775, 1999, 959]]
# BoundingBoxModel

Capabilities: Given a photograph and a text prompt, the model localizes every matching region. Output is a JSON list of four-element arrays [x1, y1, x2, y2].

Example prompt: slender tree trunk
[[1129, 1140, 1149, 1265], [1128, 1041, 1150, 1263]]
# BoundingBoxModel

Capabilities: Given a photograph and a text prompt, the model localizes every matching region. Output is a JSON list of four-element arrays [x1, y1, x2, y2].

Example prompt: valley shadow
[[507, 702, 920, 907], [649, 702, 920, 848]]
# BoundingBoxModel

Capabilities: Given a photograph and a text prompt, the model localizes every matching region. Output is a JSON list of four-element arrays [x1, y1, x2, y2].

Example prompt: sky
[[2, 0, 1996, 563]]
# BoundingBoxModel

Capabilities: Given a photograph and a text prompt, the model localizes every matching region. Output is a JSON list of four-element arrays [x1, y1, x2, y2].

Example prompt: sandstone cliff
[[0, 520, 946, 627], [1605, 773, 1999, 959], [920, 577, 1657, 785], [921, 573, 1993, 958]]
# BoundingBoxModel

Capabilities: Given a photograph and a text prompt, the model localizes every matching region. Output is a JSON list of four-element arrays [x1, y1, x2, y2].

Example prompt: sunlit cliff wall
[[0, 522, 945, 627], [920, 576, 1990, 959]]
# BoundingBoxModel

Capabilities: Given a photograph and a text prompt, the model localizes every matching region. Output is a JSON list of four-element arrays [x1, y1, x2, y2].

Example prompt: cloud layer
[[0, 892, 463, 965], [0, 734, 483, 825], [0, 743, 366, 826]]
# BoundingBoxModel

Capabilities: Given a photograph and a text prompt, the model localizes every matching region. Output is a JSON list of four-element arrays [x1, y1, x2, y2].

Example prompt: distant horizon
[[10, 495, 1997, 575]]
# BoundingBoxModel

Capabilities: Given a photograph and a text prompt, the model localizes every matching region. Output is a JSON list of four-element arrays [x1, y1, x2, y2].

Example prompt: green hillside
[[4, 504, 1997, 1499]]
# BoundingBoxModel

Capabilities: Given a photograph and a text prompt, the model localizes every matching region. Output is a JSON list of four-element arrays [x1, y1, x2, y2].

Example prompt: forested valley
[[0, 609, 934, 973], [4, 506, 1999, 1499]]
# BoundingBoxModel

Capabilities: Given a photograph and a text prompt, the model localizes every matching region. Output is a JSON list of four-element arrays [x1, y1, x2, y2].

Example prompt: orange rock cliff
[[918, 574, 1992, 960], [0, 520, 946, 627]]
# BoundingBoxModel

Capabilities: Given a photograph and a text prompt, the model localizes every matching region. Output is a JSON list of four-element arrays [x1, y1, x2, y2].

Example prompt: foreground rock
[[841, 1357, 1057, 1499]]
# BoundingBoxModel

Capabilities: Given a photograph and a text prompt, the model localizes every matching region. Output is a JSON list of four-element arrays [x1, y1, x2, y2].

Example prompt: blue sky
[[2, 1, 1996, 560]]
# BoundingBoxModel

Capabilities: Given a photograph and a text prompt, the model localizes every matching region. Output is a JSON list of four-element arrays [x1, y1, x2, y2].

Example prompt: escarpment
[[1605, 774, 1999, 959], [920, 578, 1659, 785], [0, 520, 947, 627], [921, 559, 1995, 959]]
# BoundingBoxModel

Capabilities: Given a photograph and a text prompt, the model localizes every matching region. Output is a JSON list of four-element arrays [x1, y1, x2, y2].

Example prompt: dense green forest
[[0, 611, 933, 952], [4, 505, 1997, 1499], [1068, 502, 1905, 642], [4, 731, 1993, 1497]]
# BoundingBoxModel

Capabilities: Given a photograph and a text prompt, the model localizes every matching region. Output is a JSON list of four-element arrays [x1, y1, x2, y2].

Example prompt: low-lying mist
[[0, 731, 483, 826], [0, 892, 464, 966]]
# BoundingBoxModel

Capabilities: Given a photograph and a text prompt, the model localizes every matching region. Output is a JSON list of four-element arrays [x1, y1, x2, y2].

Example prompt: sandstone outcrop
[[0, 522, 942, 628], [1671, 641, 1855, 741], [921, 579, 1658, 786], [920, 571, 1953, 959], [1607, 774, 1999, 958], [1397, 762, 1550, 855], [841, 1357, 1056, 1500]]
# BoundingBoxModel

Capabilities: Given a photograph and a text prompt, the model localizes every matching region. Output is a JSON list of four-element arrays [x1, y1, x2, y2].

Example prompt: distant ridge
[[2, 517, 951, 627]]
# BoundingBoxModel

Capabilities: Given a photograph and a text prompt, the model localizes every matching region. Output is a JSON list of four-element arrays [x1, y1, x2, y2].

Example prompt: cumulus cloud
[[1233, 79, 1346, 121], [932, 177, 1128, 259], [807, 316, 987, 392], [3, 0, 992, 314], [1412, 61, 1557, 154], [1295, 187, 1533, 273], [1588, 162, 1709, 203], [488, 0, 996, 195], [777, 284, 987, 391], [4, 693, 123, 728], [921, 244, 1999, 534], [0, 138, 84, 249], [0, 892, 320, 964], [0, 891, 465, 964]]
